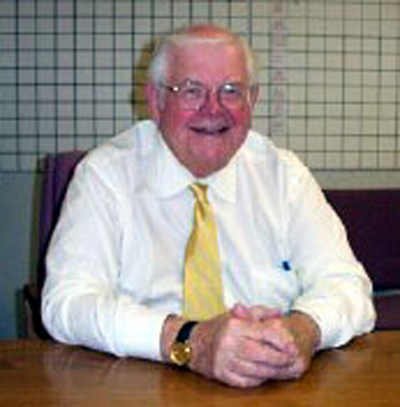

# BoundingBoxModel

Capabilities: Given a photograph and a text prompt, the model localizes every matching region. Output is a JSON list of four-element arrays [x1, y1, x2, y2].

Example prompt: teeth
[[192, 126, 228, 134]]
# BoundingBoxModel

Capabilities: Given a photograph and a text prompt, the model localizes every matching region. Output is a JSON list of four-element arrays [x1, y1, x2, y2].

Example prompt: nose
[[201, 88, 224, 113]]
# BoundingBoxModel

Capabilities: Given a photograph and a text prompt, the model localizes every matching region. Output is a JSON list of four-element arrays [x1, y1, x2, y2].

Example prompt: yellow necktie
[[183, 184, 225, 320]]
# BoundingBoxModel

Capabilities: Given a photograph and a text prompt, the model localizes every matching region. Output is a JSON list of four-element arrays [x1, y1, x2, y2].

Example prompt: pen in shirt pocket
[[282, 260, 291, 271]]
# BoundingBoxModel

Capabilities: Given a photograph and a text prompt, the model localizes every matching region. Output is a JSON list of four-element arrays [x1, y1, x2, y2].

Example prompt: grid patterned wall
[[1, 0, 399, 172]]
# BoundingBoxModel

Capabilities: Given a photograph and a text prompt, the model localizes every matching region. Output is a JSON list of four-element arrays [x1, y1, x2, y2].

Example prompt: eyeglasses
[[159, 79, 252, 111]]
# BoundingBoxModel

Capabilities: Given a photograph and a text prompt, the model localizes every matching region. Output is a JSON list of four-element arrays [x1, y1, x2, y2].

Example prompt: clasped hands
[[186, 304, 320, 388]]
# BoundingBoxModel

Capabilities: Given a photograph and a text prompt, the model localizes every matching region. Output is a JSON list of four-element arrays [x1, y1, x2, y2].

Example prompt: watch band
[[176, 320, 198, 343]]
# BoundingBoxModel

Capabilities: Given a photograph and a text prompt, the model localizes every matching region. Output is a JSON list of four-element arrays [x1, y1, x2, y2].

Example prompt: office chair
[[25, 150, 86, 338]]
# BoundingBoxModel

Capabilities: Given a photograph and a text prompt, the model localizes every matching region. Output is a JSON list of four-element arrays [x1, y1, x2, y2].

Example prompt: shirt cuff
[[114, 300, 169, 361]]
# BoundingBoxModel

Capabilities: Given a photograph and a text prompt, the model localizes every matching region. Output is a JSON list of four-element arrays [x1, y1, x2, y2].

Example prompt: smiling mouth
[[189, 125, 231, 135]]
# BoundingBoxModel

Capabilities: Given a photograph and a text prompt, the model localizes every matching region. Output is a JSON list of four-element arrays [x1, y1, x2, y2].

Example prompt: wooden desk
[[0, 332, 399, 407]]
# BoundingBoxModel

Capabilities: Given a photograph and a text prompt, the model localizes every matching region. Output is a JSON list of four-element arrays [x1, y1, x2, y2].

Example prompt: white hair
[[148, 27, 259, 86]]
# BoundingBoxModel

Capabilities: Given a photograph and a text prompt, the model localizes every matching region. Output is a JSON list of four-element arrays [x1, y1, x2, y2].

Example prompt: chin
[[189, 156, 230, 178]]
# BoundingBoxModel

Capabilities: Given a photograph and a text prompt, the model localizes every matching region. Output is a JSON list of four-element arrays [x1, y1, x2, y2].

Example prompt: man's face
[[148, 41, 258, 178]]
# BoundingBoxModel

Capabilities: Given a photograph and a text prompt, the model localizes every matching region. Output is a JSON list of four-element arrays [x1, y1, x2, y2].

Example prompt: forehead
[[167, 41, 249, 84]]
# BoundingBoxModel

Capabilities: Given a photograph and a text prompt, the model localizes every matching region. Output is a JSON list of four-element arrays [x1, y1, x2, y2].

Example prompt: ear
[[249, 84, 259, 108], [145, 82, 162, 123]]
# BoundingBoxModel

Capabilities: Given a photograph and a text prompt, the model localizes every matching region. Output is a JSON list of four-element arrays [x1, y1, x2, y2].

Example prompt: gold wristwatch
[[169, 321, 198, 367]]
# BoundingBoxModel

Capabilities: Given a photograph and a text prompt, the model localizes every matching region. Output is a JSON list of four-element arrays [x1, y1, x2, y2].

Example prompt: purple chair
[[25, 151, 400, 336], [325, 189, 400, 330], [25, 150, 86, 338]]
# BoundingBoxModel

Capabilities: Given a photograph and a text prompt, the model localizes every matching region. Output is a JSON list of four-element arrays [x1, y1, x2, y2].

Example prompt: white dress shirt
[[42, 120, 375, 360]]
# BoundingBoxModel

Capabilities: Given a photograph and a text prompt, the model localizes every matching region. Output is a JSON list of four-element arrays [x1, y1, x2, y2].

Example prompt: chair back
[[325, 189, 400, 291], [37, 151, 86, 290], [325, 189, 400, 330]]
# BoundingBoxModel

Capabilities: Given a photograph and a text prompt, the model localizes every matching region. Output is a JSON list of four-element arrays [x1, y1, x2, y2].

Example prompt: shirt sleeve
[[41, 157, 168, 361], [286, 163, 376, 349]]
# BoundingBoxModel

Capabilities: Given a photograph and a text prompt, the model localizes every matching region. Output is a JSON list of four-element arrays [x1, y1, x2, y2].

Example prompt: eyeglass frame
[[157, 79, 257, 111]]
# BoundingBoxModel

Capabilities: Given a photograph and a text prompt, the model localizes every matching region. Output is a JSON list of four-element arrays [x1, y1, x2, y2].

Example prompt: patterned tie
[[183, 184, 225, 320]]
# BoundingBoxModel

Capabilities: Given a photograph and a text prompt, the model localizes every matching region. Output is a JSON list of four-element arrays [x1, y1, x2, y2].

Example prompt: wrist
[[160, 314, 187, 362], [285, 311, 321, 353], [161, 315, 199, 367], [169, 320, 198, 367]]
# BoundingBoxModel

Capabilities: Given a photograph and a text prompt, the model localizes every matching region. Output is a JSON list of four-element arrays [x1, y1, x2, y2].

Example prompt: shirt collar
[[202, 155, 236, 203]]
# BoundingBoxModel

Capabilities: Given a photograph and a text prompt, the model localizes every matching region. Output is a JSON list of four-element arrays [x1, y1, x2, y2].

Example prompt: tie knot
[[190, 183, 209, 205]]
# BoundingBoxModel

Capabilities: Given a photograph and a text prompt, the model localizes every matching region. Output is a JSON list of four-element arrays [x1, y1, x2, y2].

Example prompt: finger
[[250, 305, 282, 321], [223, 371, 266, 388], [222, 360, 270, 388], [230, 303, 253, 320], [239, 318, 295, 355], [237, 335, 295, 368], [265, 359, 307, 381], [230, 353, 307, 384], [230, 303, 282, 322], [257, 319, 298, 356], [226, 352, 299, 386]]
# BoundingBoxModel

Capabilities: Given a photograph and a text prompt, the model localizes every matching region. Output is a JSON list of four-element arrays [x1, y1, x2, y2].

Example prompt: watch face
[[170, 342, 192, 367]]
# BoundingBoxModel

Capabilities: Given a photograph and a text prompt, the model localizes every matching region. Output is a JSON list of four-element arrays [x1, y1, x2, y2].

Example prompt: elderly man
[[42, 25, 375, 388]]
